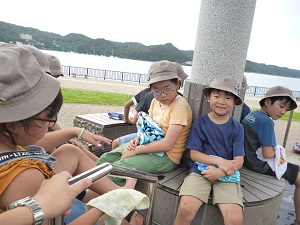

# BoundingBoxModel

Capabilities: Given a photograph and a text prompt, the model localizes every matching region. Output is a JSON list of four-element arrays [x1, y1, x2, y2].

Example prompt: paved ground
[[58, 76, 300, 224]]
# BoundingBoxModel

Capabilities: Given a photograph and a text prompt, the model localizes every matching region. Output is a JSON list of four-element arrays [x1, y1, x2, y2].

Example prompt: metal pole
[[48, 215, 64, 225], [283, 110, 294, 148]]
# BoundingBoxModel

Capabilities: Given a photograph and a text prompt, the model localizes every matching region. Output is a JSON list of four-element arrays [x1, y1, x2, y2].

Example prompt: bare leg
[[218, 203, 243, 225], [294, 173, 300, 225], [52, 144, 136, 195], [112, 139, 119, 150], [173, 196, 203, 225]]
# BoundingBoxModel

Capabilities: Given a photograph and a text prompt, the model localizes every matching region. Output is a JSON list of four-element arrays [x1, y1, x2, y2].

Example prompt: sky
[[0, 0, 299, 70]]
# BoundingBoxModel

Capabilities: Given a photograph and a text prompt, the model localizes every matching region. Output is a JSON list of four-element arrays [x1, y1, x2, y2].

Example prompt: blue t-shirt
[[242, 110, 276, 172], [240, 103, 251, 122], [187, 114, 245, 174]]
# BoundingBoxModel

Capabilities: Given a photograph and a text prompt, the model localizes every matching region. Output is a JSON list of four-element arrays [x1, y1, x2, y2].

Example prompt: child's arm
[[122, 124, 183, 157], [123, 99, 134, 123], [190, 150, 237, 175], [36, 128, 111, 153], [190, 150, 227, 181], [233, 156, 244, 170], [262, 146, 276, 159]]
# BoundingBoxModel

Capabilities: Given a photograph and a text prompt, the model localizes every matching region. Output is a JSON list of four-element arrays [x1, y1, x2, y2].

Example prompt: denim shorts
[[119, 133, 137, 145]]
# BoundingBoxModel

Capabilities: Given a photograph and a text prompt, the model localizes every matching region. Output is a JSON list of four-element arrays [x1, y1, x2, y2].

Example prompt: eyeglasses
[[151, 87, 174, 96], [32, 116, 57, 128]]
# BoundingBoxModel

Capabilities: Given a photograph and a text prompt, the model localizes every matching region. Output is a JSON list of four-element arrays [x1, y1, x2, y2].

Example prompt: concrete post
[[184, 0, 256, 120]]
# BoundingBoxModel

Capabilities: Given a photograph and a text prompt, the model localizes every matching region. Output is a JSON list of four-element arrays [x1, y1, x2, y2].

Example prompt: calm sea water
[[42, 50, 300, 92]]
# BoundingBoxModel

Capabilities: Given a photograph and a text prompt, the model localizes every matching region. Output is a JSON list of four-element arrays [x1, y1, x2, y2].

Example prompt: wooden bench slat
[[158, 165, 189, 184], [241, 175, 285, 194], [241, 168, 286, 188], [241, 187, 262, 204]]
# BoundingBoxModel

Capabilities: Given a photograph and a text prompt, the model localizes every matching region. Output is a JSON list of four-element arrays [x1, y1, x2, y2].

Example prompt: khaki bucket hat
[[242, 75, 250, 89], [21, 45, 51, 75], [44, 53, 64, 77], [0, 43, 60, 123], [203, 76, 243, 105], [147, 60, 179, 84], [172, 62, 188, 81], [259, 86, 297, 111]]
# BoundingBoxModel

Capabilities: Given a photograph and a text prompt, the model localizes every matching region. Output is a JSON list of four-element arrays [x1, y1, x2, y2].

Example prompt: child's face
[[151, 80, 180, 106], [208, 90, 235, 116], [264, 98, 290, 120]]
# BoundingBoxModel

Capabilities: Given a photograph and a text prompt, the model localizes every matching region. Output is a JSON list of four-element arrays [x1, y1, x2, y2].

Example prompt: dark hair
[[0, 89, 63, 144], [259, 96, 293, 108], [149, 78, 178, 88]]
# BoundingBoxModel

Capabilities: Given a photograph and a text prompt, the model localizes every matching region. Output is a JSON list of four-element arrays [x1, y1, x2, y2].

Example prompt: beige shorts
[[179, 173, 244, 209]]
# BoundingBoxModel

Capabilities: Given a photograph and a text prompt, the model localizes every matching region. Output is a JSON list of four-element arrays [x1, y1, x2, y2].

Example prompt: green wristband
[[78, 128, 85, 141]]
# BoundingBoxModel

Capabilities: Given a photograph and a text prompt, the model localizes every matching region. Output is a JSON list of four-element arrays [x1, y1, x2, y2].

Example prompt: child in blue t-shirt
[[174, 76, 245, 225], [242, 86, 300, 225]]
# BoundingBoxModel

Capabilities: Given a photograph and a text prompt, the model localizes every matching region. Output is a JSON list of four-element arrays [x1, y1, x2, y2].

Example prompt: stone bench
[[73, 113, 136, 155], [151, 163, 285, 225]]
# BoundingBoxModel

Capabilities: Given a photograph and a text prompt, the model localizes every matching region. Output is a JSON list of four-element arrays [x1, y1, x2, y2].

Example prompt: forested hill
[[1, 21, 299, 78]]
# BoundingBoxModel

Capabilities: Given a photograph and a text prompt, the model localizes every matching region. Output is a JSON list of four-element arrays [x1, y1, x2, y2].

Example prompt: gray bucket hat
[[20, 45, 51, 75], [147, 60, 180, 84], [259, 86, 297, 111], [0, 43, 60, 123], [172, 62, 188, 81], [44, 53, 63, 77], [242, 75, 250, 89], [203, 76, 243, 105]]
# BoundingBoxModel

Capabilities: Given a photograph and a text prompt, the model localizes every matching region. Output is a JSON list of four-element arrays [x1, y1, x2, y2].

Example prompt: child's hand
[[80, 130, 112, 147], [121, 148, 137, 159], [201, 166, 225, 181], [218, 159, 237, 175], [126, 137, 140, 151]]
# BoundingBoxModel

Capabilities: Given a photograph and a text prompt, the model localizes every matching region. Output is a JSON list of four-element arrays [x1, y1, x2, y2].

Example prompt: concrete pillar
[[184, 0, 256, 120]]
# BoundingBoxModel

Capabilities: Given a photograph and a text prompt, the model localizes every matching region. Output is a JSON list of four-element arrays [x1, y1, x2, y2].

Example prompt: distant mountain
[[1, 21, 299, 78]]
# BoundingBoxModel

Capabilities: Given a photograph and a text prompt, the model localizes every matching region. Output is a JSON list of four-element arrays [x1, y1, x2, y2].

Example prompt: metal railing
[[49, 164, 158, 225], [61, 65, 300, 98]]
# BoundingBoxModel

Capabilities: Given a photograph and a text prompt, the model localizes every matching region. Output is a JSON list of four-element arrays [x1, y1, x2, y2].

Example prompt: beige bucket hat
[[21, 45, 51, 75], [259, 86, 297, 110], [0, 43, 60, 123], [172, 62, 188, 81], [203, 76, 243, 105], [44, 53, 64, 77], [147, 60, 180, 84]]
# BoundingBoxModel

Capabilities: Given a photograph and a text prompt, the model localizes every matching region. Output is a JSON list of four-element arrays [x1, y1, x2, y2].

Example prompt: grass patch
[[251, 108, 300, 122], [61, 88, 131, 105], [61, 89, 300, 122]]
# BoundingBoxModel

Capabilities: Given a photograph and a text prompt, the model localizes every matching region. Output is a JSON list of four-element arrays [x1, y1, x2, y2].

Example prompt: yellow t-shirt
[[149, 96, 192, 164], [0, 146, 54, 213]]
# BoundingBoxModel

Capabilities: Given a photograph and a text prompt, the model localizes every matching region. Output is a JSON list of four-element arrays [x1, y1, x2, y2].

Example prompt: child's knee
[[177, 199, 195, 218], [111, 139, 119, 150], [54, 144, 84, 157]]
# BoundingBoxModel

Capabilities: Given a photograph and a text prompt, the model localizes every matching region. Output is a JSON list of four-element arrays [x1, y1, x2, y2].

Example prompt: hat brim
[[148, 74, 179, 84], [50, 68, 63, 76], [0, 74, 60, 123], [203, 86, 243, 105]]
